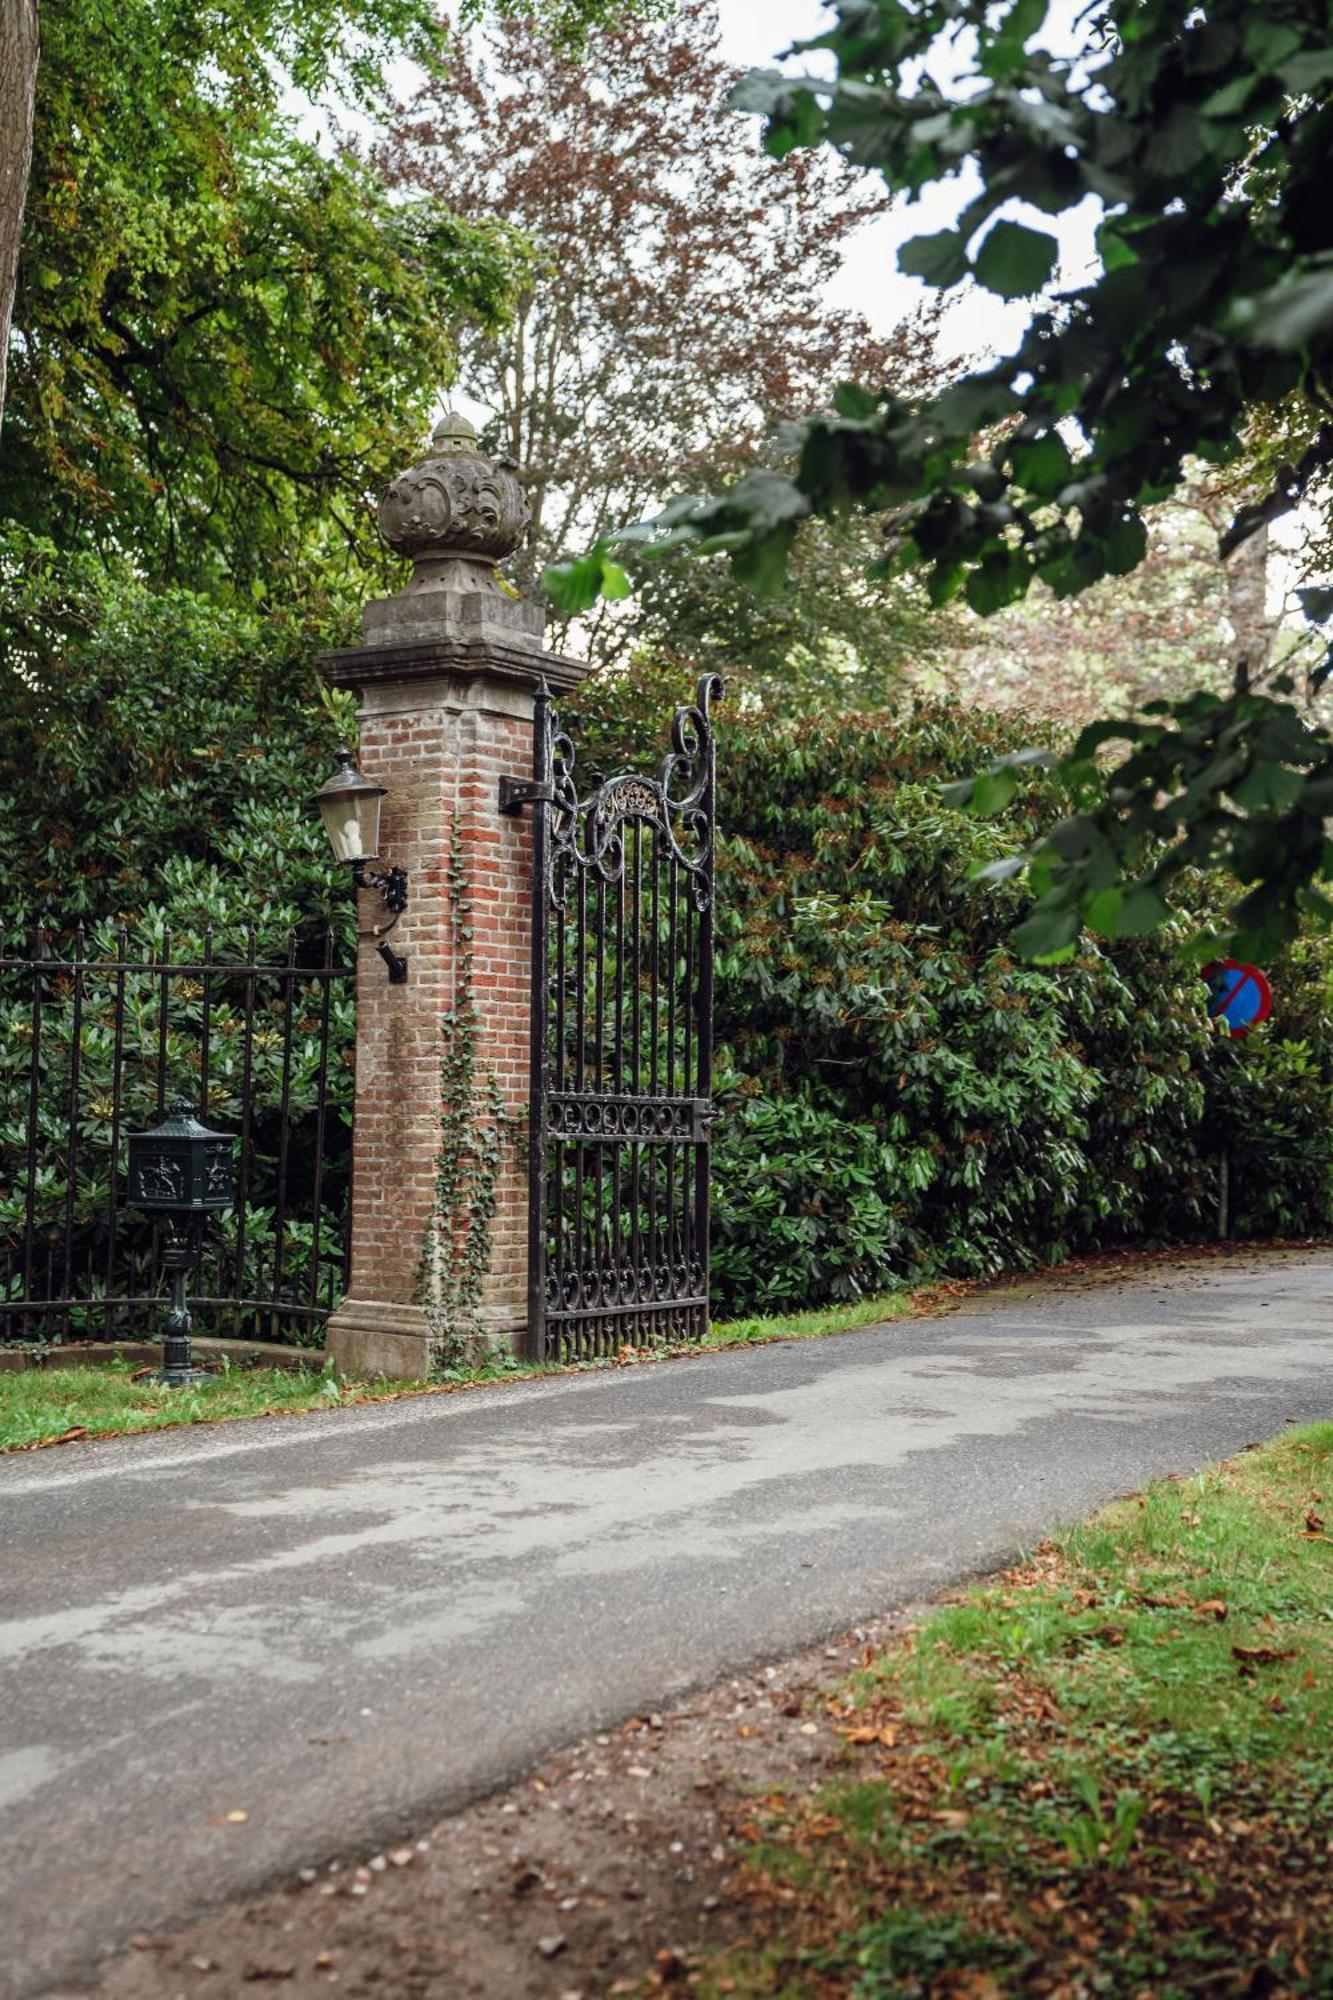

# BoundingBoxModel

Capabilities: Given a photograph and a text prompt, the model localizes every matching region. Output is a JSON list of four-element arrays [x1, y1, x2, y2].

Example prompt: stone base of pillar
[[325, 1296, 527, 1380], [325, 1299, 435, 1380]]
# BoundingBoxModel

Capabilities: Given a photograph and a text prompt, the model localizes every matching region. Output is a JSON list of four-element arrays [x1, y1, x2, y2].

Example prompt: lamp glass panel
[[319, 788, 381, 864]]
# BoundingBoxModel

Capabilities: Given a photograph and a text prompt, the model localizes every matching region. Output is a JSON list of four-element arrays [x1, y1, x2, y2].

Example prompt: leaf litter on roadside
[[697, 1424, 1333, 1996]]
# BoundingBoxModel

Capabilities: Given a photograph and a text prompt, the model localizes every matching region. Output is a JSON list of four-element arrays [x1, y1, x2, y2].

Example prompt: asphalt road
[[3, 1249, 1332, 1998]]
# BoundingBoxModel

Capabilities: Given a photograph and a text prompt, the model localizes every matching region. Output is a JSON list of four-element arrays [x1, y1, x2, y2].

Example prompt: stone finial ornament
[[375, 410, 531, 593], [326, 398, 582, 689]]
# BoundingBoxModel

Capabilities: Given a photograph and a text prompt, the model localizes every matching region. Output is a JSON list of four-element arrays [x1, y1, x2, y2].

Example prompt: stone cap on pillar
[[319, 410, 588, 696]]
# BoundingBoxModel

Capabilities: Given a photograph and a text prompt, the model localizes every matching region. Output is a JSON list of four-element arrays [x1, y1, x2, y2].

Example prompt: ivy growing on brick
[[415, 811, 521, 1374]]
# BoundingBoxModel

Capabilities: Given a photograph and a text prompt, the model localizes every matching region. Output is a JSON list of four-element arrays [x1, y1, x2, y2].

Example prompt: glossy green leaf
[[898, 229, 970, 287], [973, 220, 1059, 299], [1011, 433, 1074, 497]]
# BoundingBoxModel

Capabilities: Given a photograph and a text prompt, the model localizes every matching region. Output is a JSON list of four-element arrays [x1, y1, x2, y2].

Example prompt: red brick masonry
[[326, 674, 537, 1377]]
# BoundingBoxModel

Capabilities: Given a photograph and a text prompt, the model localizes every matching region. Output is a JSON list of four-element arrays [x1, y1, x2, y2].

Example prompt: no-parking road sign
[[1202, 959, 1272, 1038]]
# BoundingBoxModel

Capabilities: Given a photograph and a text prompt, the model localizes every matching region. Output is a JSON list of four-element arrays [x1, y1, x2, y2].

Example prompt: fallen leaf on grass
[[1232, 1645, 1297, 1667], [1305, 1509, 1325, 1535], [1195, 1599, 1228, 1621]]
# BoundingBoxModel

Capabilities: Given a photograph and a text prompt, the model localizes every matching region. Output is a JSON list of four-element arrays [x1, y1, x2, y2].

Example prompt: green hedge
[[574, 667, 1333, 1317], [4, 551, 1331, 1331]]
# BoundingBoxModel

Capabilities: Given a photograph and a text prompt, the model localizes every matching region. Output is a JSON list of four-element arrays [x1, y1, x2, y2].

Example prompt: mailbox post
[[127, 1100, 235, 1386]]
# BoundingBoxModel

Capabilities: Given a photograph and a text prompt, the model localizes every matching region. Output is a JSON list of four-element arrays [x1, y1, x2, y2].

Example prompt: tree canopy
[[0, 0, 534, 600], [550, 0, 1333, 962], [0, 0, 665, 596], [379, 0, 946, 696]]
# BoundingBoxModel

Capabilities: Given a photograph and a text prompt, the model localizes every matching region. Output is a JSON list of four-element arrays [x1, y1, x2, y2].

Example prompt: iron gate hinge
[[498, 776, 555, 817]]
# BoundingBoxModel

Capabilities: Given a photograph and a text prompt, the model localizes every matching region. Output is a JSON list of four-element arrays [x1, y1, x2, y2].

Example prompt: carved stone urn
[[377, 411, 530, 593], [358, 411, 548, 663]]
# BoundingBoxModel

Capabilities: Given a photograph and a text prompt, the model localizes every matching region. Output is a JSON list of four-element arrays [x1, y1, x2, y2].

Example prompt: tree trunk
[[0, 0, 38, 438], [1224, 518, 1272, 691]]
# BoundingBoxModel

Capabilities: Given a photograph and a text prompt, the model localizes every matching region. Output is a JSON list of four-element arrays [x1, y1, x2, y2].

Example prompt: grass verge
[[0, 1357, 360, 1452], [0, 1290, 918, 1452], [705, 1290, 915, 1348], [701, 1423, 1333, 1997]]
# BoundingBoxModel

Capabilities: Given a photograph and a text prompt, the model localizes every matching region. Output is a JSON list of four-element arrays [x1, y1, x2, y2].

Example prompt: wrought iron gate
[[514, 675, 722, 1362]]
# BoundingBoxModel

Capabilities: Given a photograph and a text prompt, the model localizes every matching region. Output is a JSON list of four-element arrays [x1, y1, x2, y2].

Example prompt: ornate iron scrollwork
[[535, 674, 723, 912], [519, 675, 722, 1362]]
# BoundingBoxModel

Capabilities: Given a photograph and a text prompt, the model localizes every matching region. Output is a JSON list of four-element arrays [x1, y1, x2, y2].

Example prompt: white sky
[[715, 0, 1100, 366]]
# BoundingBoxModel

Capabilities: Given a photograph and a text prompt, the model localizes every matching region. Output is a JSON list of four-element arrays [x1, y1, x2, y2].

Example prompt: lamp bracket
[[498, 776, 554, 817], [376, 939, 409, 985], [353, 861, 409, 913], [352, 862, 409, 982]]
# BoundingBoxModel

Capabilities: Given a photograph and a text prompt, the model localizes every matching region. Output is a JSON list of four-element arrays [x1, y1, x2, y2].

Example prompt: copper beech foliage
[[376, 0, 946, 682]]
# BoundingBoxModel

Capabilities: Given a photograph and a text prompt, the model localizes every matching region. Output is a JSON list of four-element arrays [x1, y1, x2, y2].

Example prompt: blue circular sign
[[1202, 959, 1272, 1038]]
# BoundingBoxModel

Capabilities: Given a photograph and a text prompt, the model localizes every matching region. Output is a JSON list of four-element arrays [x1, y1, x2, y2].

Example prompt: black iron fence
[[0, 925, 354, 1348]]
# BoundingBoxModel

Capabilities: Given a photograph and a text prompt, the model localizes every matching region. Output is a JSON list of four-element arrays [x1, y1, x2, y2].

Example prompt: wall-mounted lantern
[[314, 746, 409, 983], [126, 1099, 234, 1386]]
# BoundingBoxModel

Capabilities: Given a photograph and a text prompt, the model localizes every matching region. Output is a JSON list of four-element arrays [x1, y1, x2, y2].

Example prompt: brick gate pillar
[[320, 413, 588, 1380]]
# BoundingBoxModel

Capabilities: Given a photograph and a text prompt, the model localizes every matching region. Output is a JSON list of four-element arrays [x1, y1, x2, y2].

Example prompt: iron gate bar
[[0, 927, 353, 1348], [507, 673, 722, 1363]]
